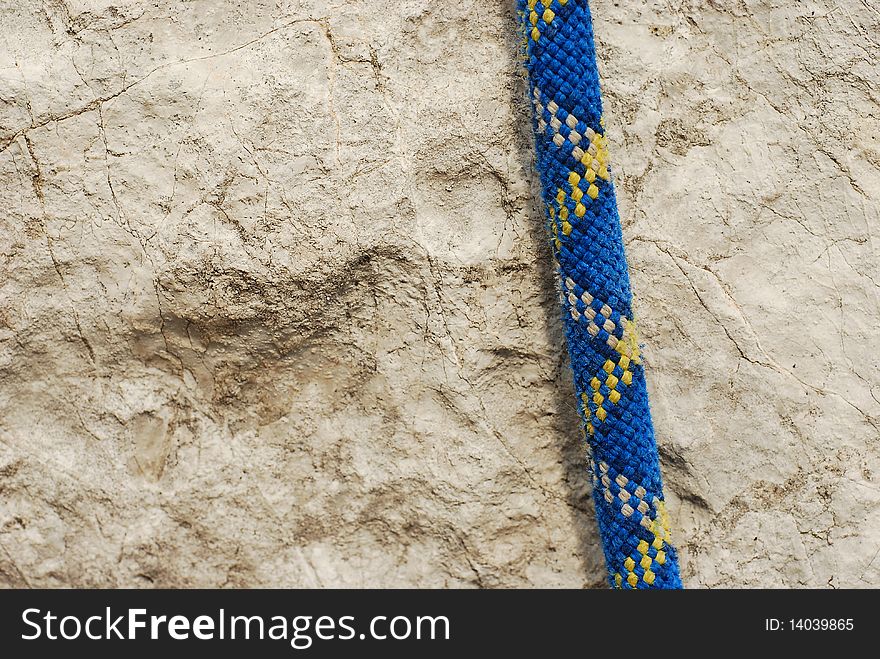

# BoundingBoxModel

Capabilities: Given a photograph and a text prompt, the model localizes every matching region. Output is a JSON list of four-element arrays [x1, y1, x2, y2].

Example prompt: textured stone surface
[[0, 0, 877, 588]]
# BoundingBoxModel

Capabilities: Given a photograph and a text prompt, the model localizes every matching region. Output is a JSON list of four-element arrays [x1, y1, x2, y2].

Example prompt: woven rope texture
[[518, 0, 683, 589]]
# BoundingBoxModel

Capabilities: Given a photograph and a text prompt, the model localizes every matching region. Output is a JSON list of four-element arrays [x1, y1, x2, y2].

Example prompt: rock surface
[[0, 0, 877, 588]]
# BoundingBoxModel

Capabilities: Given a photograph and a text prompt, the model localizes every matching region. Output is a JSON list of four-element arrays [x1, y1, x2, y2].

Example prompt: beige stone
[[0, 0, 877, 588]]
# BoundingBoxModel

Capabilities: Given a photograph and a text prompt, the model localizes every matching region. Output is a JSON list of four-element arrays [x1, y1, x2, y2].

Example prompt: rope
[[518, 0, 683, 589]]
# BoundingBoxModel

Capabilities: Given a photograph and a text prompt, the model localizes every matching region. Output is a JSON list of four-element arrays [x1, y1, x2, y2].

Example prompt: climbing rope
[[518, 0, 683, 589]]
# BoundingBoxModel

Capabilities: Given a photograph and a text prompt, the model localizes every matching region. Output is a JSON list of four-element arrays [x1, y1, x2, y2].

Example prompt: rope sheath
[[518, 0, 683, 589]]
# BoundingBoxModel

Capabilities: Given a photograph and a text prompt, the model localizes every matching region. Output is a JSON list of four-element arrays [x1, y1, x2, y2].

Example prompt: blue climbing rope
[[518, 0, 683, 589]]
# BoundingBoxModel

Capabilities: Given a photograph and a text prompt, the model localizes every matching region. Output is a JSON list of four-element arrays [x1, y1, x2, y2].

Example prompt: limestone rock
[[0, 0, 877, 588]]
